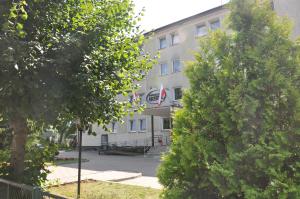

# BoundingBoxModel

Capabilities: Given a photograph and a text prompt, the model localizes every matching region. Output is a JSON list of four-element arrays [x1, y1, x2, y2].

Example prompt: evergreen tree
[[158, 0, 300, 198]]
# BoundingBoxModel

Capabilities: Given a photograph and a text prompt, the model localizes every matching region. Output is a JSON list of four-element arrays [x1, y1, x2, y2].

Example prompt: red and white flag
[[158, 84, 166, 106], [132, 92, 139, 102]]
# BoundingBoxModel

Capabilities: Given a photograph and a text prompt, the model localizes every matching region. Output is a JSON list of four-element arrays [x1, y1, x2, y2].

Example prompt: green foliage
[[0, 140, 58, 186], [158, 0, 300, 198], [0, 0, 152, 185], [0, 0, 152, 125]]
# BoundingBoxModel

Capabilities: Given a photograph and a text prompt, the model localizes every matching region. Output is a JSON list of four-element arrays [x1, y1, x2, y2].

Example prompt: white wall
[[274, 0, 300, 39], [83, 0, 300, 146]]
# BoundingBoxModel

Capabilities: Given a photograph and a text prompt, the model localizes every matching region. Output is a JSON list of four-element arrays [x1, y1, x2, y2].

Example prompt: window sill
[[158, 47, 167, 50], [170, 43, 180, 47], [172, 71, 182, 74], [129, 131, 137, 133], [195, 34, 208, 38], [138, 131, 146, 133], [173, 99, 182, 102]]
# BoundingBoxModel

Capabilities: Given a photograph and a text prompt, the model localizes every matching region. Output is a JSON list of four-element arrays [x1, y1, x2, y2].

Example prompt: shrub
[[158, 0, 300, 198], [0, 138, 58, 186]]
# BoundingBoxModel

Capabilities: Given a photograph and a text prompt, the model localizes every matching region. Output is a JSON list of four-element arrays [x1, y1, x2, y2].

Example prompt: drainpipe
[[151, 115, 154, 147]]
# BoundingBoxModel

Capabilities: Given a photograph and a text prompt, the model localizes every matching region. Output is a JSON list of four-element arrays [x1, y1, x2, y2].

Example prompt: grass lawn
[[49, 181, 161, 199], [54, 158, 89, 165]]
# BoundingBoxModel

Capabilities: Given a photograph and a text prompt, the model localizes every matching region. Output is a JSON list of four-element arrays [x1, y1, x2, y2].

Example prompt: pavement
[[47, 150, 163, 189]]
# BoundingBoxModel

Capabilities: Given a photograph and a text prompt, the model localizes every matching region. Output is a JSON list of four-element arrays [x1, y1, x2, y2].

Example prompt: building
[[273, 0, 300, 39], [82, 0, 300, 148]]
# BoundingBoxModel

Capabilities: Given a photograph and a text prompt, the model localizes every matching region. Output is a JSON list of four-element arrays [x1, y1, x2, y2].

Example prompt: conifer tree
[[158, 0, 300, 198]]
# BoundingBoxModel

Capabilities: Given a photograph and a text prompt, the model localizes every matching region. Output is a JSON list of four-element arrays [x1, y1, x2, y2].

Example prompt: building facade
[[82, 1, 300, 147]]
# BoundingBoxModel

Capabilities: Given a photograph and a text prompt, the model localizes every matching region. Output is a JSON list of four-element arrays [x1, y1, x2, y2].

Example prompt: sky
[[133, 0, 230, 31]]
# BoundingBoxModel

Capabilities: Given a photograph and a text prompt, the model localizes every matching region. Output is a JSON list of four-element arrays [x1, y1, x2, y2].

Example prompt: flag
[[158, 84, 166, 106], [132, 92, 139, 102]]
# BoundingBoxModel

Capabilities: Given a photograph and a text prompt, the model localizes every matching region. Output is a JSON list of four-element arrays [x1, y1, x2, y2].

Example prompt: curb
[[109, 173, 143, 182]]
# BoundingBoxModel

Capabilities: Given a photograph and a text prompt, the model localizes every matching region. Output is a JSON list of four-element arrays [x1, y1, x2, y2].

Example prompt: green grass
[[49, 181, 161, 199], [54, 158, 89, 165]]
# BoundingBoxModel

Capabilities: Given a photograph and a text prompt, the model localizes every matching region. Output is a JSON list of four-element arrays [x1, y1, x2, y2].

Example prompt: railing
[[0, 178, 68, 199], [106, 135, 169, 148]]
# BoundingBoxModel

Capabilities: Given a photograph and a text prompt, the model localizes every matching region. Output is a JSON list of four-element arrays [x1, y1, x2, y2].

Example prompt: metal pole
[[151, 115, 154, 147], [7, 184, 9, 199], [77, 129, 83, 199]]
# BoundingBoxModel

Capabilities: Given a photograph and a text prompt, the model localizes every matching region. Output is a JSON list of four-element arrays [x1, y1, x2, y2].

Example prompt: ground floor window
[[162, 118, 171, 130], [139, 119, 146, 132], [129, 120, 136, 132], [111, 122, 117, 133], [174, 87, 182, 100]]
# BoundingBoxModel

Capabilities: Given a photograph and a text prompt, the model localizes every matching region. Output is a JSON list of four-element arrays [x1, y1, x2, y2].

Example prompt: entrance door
[[101, 134, 108, 146]]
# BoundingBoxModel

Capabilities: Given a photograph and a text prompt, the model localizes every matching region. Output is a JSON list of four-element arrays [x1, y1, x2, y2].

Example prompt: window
[[270, 1, 275, 10], [140, 70, 146, 77], [196, 24, 208, 36], [139, 119, 146, 131], [173, 60, 181, 73], [174, 87, 182, 100], [139, 45, 145, 55], [129, 95, 133, 104], [129, 120, 136, 132], [159, 37, 167, 49], [171, 33, 180, 45], [160, 63, 168, 76], [111, 122, 117, 133], [210, 19, 221, 31], [162, 118, 171, 130], [139, 93, 145, 105]]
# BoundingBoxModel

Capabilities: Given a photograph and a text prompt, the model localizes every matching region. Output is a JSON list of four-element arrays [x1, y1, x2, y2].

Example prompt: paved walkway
[[47, 150, 163, 189]]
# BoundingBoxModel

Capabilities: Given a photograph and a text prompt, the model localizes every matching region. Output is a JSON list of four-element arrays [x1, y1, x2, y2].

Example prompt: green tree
[[158, 0, 300, 198], [0, 0, 152, 183]]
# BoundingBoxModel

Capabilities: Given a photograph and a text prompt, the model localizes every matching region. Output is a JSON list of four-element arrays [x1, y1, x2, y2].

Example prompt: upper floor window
[[129, 120, 136, 132], [139, 93, 145, 105], [173, 59, 181, 73], [210, 19, 221, 31], [270, 0, 275, 10], [196, 24, 208, 36], [129, 95, 134, 104], [160, 63, 168, 76], [139, 45, 145, 55], [139, 119, 146, 131], [159, 37, 167, 49], [174, 87, 183, 100], [171, 33, 180, 45]]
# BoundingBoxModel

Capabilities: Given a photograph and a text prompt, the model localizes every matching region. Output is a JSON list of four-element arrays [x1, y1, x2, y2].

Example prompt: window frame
[[174, 87, 183, 101], [139, 118, 147, 132], [171, 33, 180, 45], [196, 24, 208, 37], [162, 118, 171, 130], [129, 119, 137, 132], [172, 59, 181, 73], [111, 122, 117, 133], [139, 93, 145, 105], [160, 63, 168, 76], [210, 19, 221, 31], [159, 36, 167, 49]]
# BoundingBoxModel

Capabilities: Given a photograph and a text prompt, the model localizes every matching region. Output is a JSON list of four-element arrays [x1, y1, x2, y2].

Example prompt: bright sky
[[134, 0, 230, 31]]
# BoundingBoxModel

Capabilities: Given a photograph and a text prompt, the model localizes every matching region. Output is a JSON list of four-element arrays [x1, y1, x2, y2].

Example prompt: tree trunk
[[9, 115, 28, 181], [58, 130, 65, 144]]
